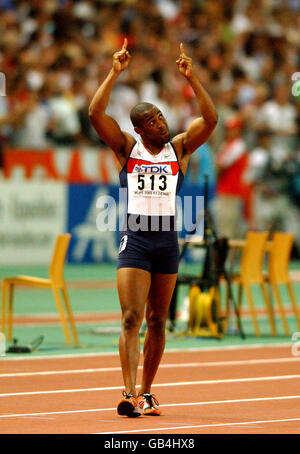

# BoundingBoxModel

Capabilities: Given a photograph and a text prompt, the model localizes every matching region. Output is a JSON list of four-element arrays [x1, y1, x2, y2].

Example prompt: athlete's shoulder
[[123, 132, 137, 154], [129, 138, 144, 158], [170, 133, 185, 159]]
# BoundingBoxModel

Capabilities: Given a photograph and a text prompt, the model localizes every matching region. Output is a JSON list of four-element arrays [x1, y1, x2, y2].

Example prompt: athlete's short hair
[[130, 102, 155, 127]]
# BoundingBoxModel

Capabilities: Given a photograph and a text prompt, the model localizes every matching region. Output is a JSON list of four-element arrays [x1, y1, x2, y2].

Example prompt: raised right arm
[[88, 39, 135, 163]]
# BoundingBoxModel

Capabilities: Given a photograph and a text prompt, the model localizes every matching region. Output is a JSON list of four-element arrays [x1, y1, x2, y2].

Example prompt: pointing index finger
[[180, 42, 185, 56], [122, 38, 128, 51]]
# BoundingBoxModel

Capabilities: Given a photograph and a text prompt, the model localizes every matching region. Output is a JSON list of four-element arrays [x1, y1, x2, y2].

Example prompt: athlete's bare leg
[[117, 267, 151, 397], [138, 273, 177, 395]]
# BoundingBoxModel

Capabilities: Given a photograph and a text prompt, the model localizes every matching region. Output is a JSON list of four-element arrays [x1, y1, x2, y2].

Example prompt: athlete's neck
[[140, 138, 167, 155]]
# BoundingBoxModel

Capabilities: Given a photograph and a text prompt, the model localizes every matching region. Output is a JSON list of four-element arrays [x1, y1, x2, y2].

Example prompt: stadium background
[[0, 0, 300, 353]]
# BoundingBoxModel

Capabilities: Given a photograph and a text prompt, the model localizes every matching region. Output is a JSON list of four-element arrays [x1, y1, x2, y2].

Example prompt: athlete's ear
[[134, 126, 143, 136]]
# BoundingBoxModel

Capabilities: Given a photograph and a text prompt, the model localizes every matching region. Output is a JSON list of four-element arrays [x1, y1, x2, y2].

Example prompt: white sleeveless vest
[[121, 139, 184, 217]]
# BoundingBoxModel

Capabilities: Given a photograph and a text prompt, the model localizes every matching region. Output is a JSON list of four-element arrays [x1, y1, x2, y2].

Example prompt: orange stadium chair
[[1, 233, 79, 346], [265, 232, 300, 336], [231, 231, 276, 337]]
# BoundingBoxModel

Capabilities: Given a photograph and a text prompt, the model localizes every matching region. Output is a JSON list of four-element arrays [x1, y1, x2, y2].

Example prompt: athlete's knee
[[122, 309, 143, 331], [146, 312, 167, 333]]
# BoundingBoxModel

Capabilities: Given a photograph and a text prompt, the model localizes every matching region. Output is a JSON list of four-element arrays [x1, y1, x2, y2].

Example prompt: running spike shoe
[[138, 393, 162, 416], [117, 391, 141, 417]]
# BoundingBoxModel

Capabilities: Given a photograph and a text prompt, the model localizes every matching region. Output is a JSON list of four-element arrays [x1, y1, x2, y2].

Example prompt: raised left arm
[[174, 43, 218, 155]]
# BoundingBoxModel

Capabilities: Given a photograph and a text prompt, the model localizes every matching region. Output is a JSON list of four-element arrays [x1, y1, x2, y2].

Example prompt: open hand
[[113, 38, 131, 75], [176, 43, 193, 79]]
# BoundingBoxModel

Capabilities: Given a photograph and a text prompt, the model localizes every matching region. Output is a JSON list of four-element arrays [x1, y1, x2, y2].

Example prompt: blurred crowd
[[0, 0, 300, 250]]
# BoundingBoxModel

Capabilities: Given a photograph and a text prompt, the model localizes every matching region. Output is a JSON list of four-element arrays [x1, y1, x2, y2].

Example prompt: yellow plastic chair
[[231, 231, 276, 337], [1, 233, 79, 346], [266, 232, 300, 335]]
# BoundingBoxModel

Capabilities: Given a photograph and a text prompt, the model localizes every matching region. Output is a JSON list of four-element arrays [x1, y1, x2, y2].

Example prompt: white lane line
[[0, 342, 292, 361], [0, 395, 299, 419], [19, 417, 56, 420], [0, 408, 113, 419], [97, 417, 300, 434], [0, 374, 300, 397], [0, 357, 299, 378]]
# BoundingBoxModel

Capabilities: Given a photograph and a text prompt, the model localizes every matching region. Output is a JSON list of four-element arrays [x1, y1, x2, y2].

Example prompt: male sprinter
[[89, 39, 218, 417]]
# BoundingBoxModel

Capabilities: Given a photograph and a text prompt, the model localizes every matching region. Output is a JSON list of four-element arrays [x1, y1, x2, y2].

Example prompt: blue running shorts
[[117, 230, 179, 274]]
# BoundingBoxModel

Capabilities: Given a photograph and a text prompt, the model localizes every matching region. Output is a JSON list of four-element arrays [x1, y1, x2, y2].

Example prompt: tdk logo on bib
[[134, 164, 169, 174]]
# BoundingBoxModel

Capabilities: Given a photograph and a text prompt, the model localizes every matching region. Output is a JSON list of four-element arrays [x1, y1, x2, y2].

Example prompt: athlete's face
[[137, 107, 170, 144]]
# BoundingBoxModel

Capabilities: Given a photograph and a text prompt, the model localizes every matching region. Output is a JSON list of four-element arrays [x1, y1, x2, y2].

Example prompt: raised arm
[[173, 43, 218, 156], [89, 39, 135, 163]]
